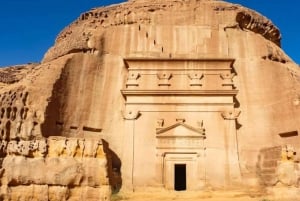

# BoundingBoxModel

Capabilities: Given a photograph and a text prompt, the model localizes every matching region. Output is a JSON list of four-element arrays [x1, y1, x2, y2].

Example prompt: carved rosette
[[221, 109, 241, 120]]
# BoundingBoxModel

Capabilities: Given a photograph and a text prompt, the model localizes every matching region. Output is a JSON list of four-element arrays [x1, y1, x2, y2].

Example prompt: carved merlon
[[157, 73, 172, 86], [126, 72, 140, 88], [220, 73, 236, 87], [188, 73, 203, 86], [221, 110, 241, 120]]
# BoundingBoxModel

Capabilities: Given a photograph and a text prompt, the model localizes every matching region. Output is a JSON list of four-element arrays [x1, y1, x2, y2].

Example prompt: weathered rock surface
[[0, 0, 299, 200], [0, 138, 110, 201]]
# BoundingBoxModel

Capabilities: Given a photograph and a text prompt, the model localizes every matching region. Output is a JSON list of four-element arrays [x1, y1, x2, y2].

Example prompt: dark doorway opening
[[174, 164, 186, 191]]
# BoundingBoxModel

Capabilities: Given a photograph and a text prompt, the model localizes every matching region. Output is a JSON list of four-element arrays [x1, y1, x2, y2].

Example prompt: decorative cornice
[[121, 89, 238, 96], [123, 57, 235, 71], [124, 57, 235, 62]]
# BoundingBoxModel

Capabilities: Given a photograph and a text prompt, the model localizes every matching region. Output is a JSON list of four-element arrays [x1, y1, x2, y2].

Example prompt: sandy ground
[[112, 188, 300, 201]]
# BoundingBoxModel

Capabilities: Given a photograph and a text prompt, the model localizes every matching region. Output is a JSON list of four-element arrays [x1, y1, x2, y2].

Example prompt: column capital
[[123, 109, 141, 120], [221, 109, 241, 120]]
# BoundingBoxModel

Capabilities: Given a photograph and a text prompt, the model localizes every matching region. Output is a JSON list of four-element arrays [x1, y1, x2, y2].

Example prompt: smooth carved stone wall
[[0, 137, 111, 201]]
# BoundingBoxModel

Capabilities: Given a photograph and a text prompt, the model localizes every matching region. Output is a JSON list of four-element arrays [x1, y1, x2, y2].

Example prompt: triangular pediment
[[156, 123, 205, 138]]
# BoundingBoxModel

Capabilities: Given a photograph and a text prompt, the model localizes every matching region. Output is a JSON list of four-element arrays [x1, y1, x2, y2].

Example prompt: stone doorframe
[[160, 152, 206, 190]]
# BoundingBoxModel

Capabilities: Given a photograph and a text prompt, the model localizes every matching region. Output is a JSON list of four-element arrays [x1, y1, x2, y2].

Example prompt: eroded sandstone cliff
[[0, 0, 299, 200]]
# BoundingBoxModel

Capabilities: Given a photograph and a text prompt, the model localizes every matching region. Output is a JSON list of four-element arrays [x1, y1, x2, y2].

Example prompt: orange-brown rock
[[0, 0, 299, 200]]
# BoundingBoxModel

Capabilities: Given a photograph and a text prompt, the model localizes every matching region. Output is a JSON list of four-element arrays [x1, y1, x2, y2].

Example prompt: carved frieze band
[[221, 109, 241, 120]]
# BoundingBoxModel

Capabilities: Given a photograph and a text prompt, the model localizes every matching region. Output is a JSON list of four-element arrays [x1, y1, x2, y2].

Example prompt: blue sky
[[0, 0, 299, 67]]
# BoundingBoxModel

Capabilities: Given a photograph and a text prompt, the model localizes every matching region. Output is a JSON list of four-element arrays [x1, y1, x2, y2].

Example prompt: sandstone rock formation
[[0, 0, 300, 200]]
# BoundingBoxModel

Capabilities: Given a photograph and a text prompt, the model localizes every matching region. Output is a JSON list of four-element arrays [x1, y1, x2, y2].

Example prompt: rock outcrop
[[0, 138, 110, 201], [0, 0, 299, 200]]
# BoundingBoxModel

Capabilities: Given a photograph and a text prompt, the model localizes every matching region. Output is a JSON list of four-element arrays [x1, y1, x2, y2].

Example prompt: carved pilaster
[[221, 109, 241, 120]]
